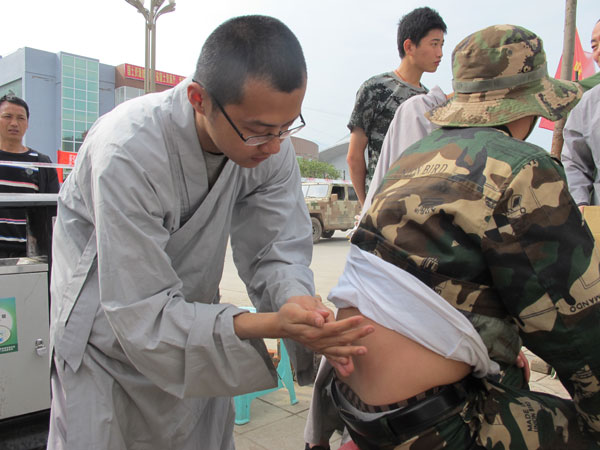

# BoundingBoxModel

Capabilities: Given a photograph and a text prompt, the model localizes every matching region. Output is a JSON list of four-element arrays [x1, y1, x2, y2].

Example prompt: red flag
[[540, 29, 597, 130], [56, 149, 78, 183]]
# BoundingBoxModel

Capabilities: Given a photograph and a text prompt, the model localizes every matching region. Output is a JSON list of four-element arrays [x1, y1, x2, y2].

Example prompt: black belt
[[331, 377, 473, 443]]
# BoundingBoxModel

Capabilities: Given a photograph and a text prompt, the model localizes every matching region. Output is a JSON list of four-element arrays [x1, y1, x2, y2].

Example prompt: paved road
[[221, 230, 351, 310]]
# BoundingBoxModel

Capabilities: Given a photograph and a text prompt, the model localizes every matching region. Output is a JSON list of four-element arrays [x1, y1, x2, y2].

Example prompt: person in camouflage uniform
[[333, 24, 600, 449], [345, 7, 446, 206]]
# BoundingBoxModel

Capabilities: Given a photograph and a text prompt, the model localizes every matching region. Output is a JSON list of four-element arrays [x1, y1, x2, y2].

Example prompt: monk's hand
[[276, 298, 374, 361], [285, 295, 335, 326]]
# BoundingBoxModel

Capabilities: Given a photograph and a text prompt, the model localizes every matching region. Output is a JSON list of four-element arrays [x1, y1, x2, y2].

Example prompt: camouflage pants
[[341, 377, 600, 450]]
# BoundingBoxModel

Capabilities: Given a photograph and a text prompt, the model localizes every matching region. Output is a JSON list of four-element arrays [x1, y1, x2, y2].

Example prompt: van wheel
[[321, 230, 334, 239], [311, 217, 322, 244]]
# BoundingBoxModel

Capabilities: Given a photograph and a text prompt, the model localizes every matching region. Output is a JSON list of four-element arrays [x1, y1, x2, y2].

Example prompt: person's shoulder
[[581, 82, 600, 103], [478, 128, 556, 167], [360, 72, 397, 89], [26, 148, 53, 162], [432, 127, 548, 159], [85, 85, 184, 161]]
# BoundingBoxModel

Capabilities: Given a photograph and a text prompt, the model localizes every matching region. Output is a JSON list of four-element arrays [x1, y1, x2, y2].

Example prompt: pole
[[150, 19, 157, 93], [124, 0, 175, 95], [551, 0, 577, 158], [144, 21, 151, 94]]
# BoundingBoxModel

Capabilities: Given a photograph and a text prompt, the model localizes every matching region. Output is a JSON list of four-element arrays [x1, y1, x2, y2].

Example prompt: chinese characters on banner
[[123, 63, 185, 87]]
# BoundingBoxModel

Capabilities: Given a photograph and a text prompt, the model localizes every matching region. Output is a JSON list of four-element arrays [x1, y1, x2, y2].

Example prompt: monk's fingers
[[327, 355, 356, 377], [304, 315, 370, 339], [316, 343, 367, 358], [314, 324, 374, 346]]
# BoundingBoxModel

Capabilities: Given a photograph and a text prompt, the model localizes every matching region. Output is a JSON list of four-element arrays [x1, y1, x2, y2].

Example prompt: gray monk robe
[[48, 79, 315, 450]]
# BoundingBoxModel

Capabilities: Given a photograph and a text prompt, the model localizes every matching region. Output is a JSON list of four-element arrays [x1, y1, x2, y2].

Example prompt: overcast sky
[[1, 0, 598, 151]]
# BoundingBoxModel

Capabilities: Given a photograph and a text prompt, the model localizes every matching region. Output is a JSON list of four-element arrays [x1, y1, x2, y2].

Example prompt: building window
[[114, 85, 144, 106], [60, 54, 99, 152]]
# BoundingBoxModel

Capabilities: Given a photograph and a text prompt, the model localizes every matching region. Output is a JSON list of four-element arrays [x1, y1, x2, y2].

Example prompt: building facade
[[0, 48, 183, 161], [0, 47, 116, 159]]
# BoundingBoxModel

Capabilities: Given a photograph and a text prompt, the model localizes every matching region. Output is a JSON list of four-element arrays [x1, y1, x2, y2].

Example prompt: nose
[[258, 138, 281, 155]]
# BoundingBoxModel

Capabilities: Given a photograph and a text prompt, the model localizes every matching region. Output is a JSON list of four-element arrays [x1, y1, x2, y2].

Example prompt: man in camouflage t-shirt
[[340, 25, 600, 449], [346, 7, 445, 205]]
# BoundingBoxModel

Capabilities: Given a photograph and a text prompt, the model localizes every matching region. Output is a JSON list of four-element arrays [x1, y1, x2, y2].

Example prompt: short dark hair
[[194, 15, 307, 106], [397, 7, 447, 58], [0, 94, 29, 119]]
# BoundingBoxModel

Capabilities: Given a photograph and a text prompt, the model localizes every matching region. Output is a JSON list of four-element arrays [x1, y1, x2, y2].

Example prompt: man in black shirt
[[0, 95, 59, 257]]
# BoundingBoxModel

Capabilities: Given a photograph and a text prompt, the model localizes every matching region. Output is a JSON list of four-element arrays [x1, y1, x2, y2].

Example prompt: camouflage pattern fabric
[[345, 378, 599, 449], [579, 71, 600, 92], [427, 25, 581, 127], [348, 72, 427, 184], [352, 126, 600, 446]]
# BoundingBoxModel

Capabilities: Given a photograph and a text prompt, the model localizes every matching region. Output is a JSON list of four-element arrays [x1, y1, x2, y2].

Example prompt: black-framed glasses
[[194, 80, 306, 146]]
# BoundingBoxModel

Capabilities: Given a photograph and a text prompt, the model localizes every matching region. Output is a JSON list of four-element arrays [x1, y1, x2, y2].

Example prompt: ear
[[403, 38, 415, 57], [187, 82, 207, 115]]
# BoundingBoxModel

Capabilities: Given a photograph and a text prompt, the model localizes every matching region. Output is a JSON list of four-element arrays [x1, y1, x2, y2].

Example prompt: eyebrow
[[244, 117, 297, 129], [1, 113, 26, 117]]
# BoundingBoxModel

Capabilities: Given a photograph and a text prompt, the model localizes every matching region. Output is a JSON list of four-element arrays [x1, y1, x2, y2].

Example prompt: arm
[[230, 141, 371, 383], [347, 128, 368, 205], [234, 299, 370, 357], [347, 79, 377, 206], [484, 156, 600, 437]]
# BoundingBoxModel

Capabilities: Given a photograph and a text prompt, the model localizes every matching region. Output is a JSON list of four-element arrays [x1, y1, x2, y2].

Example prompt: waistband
[[334, 378, 445, 413], [331, 376, 474, 442]]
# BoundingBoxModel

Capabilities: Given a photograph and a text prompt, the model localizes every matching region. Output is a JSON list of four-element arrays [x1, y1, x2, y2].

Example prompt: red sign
[[124, 63, 185, 87], [539, 29, 597, 131]]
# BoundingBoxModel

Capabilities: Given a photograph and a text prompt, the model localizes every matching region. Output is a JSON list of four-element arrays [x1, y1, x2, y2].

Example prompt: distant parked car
[[302, 178, 361, 244]]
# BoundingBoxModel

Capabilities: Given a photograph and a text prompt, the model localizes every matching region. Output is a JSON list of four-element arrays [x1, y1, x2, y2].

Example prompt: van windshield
[[303, 184, 329, 198]]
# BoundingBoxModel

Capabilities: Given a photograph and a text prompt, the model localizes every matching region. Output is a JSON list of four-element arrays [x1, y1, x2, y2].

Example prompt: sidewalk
[[223, 233, 570, 449]]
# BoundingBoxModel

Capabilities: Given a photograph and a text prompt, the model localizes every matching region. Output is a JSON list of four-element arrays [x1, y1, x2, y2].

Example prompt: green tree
[[297, 158, 341, 179]]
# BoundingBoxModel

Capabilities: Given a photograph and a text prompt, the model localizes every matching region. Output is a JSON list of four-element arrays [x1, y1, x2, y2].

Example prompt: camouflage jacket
[[354, 126, 600, 437], [347, 72, 427, 184]]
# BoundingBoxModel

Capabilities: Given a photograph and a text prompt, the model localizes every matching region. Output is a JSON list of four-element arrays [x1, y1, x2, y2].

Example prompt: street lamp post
[[124, 0, 176, 94]]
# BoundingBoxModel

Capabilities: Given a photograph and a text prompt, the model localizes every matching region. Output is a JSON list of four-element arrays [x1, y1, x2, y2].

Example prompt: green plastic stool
[[233, 309, 298, 425]]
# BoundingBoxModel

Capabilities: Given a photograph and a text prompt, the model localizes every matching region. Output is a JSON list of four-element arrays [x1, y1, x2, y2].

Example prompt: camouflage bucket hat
[[427, 24, 582, 127]]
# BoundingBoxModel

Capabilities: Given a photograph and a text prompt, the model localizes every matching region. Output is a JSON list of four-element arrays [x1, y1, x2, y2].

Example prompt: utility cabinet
[[0, 258, 50, 419]]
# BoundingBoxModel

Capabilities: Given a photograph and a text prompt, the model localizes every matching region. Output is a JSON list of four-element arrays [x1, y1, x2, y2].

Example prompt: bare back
[[336, 307, 471, 406]]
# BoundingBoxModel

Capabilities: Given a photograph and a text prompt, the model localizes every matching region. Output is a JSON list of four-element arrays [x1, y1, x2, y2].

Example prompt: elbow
[[346, 152, 363, 171]]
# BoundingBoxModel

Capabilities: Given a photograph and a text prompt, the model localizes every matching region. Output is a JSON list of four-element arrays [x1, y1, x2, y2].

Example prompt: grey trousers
[[303, 357, 346, 445]]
